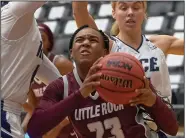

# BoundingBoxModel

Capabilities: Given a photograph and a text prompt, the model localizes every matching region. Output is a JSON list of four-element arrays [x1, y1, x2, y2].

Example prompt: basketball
[[96, 52, 145, 104]]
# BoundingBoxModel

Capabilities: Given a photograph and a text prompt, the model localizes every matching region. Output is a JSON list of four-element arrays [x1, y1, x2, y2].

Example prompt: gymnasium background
[[1, 1, 184, 138]]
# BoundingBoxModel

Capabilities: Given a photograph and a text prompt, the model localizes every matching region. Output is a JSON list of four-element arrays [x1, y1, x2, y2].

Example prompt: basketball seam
[[99, 85, 138, 93], [101, 68, 144, 82]]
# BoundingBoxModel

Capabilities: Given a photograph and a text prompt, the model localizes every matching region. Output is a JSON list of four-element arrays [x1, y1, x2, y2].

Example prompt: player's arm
[[22, 112, 33, 133], [42, 118, 70, 138], [72, 1, 98, 29], [149, 35, 184, 55], [35, 54, 61, 85], [144, 96, 178, 136], [22, 102, 33, 133], [22, 87, 69, 136], [1, 2, 45, 40], [21, 89, 39, 132], [72, 1, 113, 51], [72, 1, 115, 51], [129, 78, 178, 136], [28, 58, 102, 137], [53, 55, 74, 75], [27, 78, 85, 137]]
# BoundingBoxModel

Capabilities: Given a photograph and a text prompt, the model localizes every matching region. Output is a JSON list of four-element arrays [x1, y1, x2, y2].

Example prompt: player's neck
[[117, 30, 142, 50], [76, 66, 89, 81]]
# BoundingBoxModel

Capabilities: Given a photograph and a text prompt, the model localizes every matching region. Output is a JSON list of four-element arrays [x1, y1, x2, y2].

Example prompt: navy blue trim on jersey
[[30, 65, 40, 85], [29, 41, 43, 85], [144, 35, 150, 42], [1, 1, 9, 7], [1, 101, 13, 138], [136, 35, 143, 51], [1, 100, 4, 109], [112, 35, 144, 53], [110, 35, 116, 41], [36, 41, 44, 60], [158, 131, 168, 138]]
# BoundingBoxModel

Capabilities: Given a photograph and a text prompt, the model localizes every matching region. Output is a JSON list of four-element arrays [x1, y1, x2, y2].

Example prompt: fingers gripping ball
[[96, 52, 145, 104]]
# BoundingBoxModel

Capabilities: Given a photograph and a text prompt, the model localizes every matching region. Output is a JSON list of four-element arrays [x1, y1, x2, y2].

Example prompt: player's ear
[[112, 9, 116, 19]]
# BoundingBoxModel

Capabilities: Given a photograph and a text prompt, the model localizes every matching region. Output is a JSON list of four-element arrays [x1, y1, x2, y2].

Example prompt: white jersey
[[110, 35, 171, 99], [1, 2, 61, 114]]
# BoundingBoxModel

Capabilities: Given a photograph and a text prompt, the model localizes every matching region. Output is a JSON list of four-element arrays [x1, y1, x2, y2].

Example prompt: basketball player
[[27, 25, 178, 138], [30, 23, 74, 103], [1, 2, 62, 138], [73, 2, 184, 55], [72, 2, 183, 136], [23, 56, 75, 138], [38, 23, 54, 57], [21, 23, 75, 138]]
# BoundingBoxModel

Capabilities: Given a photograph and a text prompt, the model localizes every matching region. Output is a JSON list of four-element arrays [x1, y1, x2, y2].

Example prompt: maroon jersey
[[65, 70, 149, 138], [27, 68, 178, 138], [31, 53, 77, 138], [58, 124, 77, 138]]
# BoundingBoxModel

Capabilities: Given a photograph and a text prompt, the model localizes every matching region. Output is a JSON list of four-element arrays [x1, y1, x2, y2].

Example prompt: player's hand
[[79, 57, 103, 98], [129, 77, 157, 107]]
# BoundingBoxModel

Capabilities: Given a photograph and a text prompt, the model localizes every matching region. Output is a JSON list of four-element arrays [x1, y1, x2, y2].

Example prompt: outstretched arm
[[149, 35, 184, 55], [35, 54, 61, 85], [72, 2, 114, 51], [1, 2, 45, 40], [72, 1, 98, 29]]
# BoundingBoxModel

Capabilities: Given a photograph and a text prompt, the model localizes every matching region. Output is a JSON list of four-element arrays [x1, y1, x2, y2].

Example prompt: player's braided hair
[[69, 25, 109, 50]]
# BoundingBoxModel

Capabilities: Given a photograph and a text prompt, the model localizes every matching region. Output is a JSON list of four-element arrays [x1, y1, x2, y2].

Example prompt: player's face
[[112, 1, 145, 32], [40, 30, 51, 55], [71, 28, 107, 66]]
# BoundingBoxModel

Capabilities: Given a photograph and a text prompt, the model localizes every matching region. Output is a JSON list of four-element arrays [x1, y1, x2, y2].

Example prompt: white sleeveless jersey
[[110, 35, 171, 99], [1, 4, 43, 111]]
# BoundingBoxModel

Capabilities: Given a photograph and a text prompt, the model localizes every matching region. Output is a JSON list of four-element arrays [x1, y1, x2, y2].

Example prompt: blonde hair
[[111, 1, 147, 36]]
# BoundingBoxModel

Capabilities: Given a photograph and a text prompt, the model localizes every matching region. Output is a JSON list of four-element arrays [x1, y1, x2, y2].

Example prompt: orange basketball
[[96, 52, 145, 105]]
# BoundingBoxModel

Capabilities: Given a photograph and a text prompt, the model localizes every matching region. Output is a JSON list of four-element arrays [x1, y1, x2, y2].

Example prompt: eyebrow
[[75, 35, 99, 40], [133, 1, 143, 5], [118, 1, 142, 6]]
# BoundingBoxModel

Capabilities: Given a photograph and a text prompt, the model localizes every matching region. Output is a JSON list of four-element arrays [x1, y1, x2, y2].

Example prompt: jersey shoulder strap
[[62, 75, 68, 99]]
